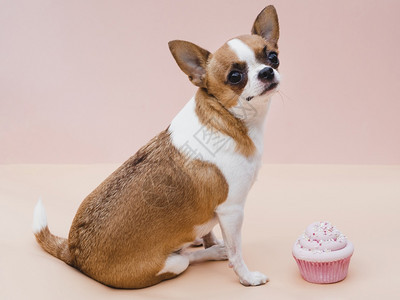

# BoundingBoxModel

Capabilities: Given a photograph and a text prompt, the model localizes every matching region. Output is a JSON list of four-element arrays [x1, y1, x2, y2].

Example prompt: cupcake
[[292, 221, 354, 284]]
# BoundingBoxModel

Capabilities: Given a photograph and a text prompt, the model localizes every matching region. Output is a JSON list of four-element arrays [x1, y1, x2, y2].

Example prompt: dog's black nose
[[258, 67, 274, 81]]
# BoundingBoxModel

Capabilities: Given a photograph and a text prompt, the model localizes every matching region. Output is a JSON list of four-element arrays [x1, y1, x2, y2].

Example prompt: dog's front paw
[[239, 271, 269, 286]]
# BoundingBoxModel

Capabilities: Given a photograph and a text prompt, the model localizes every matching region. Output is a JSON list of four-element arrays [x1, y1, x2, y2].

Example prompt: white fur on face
[[227, 38, 280, 102]]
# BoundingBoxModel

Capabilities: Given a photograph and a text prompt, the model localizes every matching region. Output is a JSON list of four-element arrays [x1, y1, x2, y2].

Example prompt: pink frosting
[[292, 221, 354, 262]]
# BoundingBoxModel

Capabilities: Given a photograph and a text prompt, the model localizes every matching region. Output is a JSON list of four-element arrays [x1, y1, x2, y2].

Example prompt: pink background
[[1, 0, 399, 164]]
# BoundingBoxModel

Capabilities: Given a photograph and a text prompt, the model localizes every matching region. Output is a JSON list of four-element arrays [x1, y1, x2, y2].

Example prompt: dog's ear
[[251, 5, 280, 48], [168, 40, 211, 88]]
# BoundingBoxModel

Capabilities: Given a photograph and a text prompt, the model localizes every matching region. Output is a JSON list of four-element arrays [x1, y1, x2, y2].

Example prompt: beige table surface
[[1, 164, 399, 300]]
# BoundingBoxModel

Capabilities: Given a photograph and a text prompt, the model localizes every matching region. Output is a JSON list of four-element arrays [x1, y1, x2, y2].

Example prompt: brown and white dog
[[33, 5, 280, 288]]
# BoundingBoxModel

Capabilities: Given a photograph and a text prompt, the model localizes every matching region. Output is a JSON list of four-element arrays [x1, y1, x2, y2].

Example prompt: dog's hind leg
[[156, 253, 190, 277], [185, 244, 227, 263], [157, 243, 227, 278]]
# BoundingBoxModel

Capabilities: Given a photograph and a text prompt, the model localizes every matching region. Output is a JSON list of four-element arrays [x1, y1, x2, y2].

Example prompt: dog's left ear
[[168, 40, 211, 88], [251, 5, 280, 48]]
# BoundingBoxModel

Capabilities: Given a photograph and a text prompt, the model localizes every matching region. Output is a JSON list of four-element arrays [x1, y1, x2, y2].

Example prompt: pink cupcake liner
[[293, 256, 352, 284]]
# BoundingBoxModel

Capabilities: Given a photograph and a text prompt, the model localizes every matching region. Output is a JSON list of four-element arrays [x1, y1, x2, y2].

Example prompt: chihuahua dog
[[33, 5, 280, 288]]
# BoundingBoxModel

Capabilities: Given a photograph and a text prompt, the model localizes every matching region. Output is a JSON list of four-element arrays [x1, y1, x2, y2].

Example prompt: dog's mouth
[[260, 82, 279, 95], [246, 82, 279, 101]]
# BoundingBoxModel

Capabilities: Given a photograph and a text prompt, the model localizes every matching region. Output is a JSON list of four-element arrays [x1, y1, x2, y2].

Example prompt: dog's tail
[[32, 198, 73, 266]]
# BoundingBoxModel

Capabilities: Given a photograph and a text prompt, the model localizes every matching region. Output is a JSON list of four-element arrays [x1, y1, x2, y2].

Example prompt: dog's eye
[[227, 71, 243, 84], [268, 52, 279, 67]]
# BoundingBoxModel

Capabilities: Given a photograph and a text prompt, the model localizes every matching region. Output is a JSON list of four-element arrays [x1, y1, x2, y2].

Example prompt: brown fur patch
[[194, 88, 255, 157], [237, 35, 279, 68], [238, 35, 279, 59], [206, 43, 248, 108], [37, 130, 228, 289]]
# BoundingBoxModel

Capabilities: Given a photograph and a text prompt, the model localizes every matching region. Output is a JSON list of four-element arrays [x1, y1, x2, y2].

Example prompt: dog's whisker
[[277, 91, 286, 106], [279, 89, 296, 102]]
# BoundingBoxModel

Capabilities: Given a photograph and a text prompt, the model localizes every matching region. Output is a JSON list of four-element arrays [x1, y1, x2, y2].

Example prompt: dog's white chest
[[168, 97, 268, 205]]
